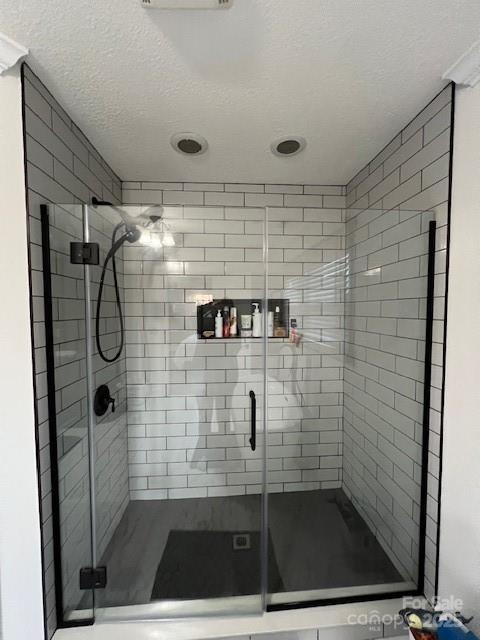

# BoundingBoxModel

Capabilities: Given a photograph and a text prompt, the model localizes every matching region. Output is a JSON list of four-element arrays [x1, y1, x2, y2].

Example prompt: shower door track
[[90, 581, 419, 624]]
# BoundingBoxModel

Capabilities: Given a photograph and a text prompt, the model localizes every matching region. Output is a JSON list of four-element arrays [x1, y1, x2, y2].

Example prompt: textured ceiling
[[3, 0, 480, 184]]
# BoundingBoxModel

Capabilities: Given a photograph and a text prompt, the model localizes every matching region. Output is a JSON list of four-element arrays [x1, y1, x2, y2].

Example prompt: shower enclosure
[[40, 201, 435, 625]]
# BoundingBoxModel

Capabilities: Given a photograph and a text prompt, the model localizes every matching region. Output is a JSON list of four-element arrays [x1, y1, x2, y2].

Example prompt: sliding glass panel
[[266, 206, 434, 607], [86, 204, 267, 621], [40, 204, 94, 623]]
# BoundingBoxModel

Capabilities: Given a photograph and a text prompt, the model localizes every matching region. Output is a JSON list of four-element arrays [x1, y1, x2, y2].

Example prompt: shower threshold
[[92, 580, 416, 623], [56, 595, 424, 640]]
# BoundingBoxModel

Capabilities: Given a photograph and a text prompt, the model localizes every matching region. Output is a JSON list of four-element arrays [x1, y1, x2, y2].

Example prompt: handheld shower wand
[[92, 198, 164, 363]]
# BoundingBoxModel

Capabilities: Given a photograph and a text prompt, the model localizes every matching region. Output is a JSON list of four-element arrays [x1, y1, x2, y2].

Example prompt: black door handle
[[249, 390, 256, 451]]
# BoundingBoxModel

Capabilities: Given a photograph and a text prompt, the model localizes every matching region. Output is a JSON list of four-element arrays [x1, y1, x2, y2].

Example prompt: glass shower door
[[40, 203, 95, 624], [44, 200, 436, 621], [83, 204, 267, 621], [265, 204, 435, 607]]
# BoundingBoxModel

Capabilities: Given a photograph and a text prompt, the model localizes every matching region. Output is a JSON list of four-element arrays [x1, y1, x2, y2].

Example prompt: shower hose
[[96, 222, 131, 363]]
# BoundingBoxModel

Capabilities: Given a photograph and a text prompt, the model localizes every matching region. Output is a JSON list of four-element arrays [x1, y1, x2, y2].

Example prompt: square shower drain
[[232, 533, 251, 550]]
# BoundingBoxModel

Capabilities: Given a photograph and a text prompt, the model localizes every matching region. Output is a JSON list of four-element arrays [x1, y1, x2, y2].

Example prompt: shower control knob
[[94, 385, 116, 417]]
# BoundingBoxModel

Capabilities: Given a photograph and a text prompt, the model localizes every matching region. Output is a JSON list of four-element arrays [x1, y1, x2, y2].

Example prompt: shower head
[[135, 205, 164, 228], [117, 204, 164, 231], [125, 206, 166, 244], [91, 199, 171, 246], [91, 199, 164, 240]]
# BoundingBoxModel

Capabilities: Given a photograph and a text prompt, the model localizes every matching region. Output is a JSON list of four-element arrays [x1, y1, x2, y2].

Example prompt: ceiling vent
[[141, 0, 232, 9], [271, 137, 306, 157], [171, 133, 208, 156]]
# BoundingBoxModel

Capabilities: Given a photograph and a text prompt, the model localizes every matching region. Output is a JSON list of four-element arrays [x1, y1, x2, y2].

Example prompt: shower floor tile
[[96, 488, 402, 608]]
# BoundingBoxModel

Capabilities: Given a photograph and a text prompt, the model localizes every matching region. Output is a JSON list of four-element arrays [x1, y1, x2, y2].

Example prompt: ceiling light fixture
[[171, 132, 208, 156], [271, 137, 306, 157]]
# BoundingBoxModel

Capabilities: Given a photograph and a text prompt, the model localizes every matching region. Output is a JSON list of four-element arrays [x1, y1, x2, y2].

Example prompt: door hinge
[[79, 566, 107, 590], [70, 242, 100, 265]]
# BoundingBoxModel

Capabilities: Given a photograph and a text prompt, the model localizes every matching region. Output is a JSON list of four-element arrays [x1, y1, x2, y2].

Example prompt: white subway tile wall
[[121, 184, 346, 497], [343, 85, 452, 598], [23, 66, 128, 636]]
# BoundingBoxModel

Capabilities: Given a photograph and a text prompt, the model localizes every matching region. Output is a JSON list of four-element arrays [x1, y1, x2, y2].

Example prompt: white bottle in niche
[[215, 310, 223, 338], [268, 311, 274, 337], [252, 303, 262, 338]]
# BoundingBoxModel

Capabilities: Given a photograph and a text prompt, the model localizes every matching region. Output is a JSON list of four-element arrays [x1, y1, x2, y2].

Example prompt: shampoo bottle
[[268, 311, 274, 337], [274, 305, 281, 330], [252, 302, 262, 338], [223, 305, 230, 338], [274, 305, 286, 338], [215, 310, 223, 338], [230, 307, 237, 337]]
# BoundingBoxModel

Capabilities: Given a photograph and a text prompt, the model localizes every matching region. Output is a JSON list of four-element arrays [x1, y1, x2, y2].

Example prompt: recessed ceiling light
[[271, 136, 306, 157], [171, 133, 208, 156]]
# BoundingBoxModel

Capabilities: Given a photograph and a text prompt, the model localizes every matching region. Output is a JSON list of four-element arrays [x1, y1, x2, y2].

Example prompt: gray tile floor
[[96, 488, 401, 608]]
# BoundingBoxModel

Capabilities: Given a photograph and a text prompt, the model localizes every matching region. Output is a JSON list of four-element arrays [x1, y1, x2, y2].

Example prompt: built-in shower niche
[[196, 298, 289, 339]]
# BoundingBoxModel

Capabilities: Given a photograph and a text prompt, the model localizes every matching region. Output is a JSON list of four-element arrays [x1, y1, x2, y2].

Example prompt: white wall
[[438, 83, 480, 629], [0, 66, 45, 639]]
